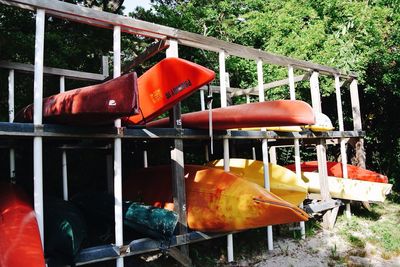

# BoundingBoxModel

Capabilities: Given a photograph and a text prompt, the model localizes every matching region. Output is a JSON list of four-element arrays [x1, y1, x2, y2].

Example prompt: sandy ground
[[236, 229, 400, 267]]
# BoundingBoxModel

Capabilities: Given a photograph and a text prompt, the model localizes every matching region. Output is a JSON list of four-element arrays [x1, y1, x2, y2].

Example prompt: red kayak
[[285, 161, 389, 183], [123, 57, 215, 126], [14, 72, 139, 125], [0, 182, 45, 267], [146, 100, 315, 130]]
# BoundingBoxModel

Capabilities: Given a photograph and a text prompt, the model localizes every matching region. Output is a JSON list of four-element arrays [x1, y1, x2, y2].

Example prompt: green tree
[[132, 0, 400, 190]]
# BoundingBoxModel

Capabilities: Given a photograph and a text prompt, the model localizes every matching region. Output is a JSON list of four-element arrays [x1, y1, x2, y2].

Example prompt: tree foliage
[[133, 0, 400, 189], [0, 0, 399, 190]]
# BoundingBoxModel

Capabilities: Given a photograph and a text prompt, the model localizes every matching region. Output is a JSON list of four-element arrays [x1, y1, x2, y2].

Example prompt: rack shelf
[[0, 122, 364, 140]]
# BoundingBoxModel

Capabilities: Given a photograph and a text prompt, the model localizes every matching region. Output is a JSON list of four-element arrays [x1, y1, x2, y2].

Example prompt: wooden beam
[[168, 247, 193, 267], [230, 73, 310, 97], [166, 40, 190, 263], [202, 74, 308, 98], [2, 0, 356, 78], [121, 38, 169, 75], [0, 61, 106, 81], [310, 71, 332, 229]]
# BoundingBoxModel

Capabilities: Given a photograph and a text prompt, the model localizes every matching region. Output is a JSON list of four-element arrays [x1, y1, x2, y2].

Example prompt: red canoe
[[0, 182, 45, 267], [146, 100, 315, 130], [123, 57, 215, 126], [14, 72, 139, 125], [285, 161, 389, 183]]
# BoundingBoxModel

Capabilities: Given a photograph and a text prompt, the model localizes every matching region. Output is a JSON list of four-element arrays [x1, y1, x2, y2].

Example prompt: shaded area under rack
[[75, 231, 228, 266]]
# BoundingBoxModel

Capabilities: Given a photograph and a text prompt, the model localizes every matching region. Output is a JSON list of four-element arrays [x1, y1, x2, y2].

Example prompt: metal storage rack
[[0, 0, 365, 266]]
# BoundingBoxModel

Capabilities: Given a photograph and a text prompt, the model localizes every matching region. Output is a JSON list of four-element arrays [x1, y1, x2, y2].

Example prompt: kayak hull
[[147, 100, 315, 130], [0, 182, 45, 267], [124, 57, 215, 125], [303, 172, 392, 202], [123, 165, 308, 232], [14, 72, 139, 125], [285, 161, 389, 183], [207, 159, 308, 206]]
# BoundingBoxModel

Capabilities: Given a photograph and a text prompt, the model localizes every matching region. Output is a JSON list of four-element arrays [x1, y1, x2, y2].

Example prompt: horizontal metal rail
[[1, 0, 357, 78], [0, 122, 365, 140], [0, 61, 106, 81]]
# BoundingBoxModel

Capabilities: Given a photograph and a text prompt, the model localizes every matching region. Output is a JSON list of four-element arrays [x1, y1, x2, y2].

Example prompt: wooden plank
[[335, 74, 351, 218], [350, 79, 362, 131], [206, 73, 309, 98], [2, 0, 356, 77], [310, 72, 322, 114], [310, 71, 332, 229], [166, 40, 190, 261], [230, 74, 310, 97], [0, 61, 106, 81], [121, 38, 169, 75], [168, 247, 193, 267]]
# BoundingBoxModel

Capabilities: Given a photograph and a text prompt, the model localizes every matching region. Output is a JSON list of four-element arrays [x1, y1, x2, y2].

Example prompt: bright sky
[[123, 0, 152, 14]]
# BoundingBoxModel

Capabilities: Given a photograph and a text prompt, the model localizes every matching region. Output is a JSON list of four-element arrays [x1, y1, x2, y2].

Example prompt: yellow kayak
[[207, 159, 308, 206], [303, 172, 392, 203], [234, 126, 303, 132], [123, 165, 309, 232]]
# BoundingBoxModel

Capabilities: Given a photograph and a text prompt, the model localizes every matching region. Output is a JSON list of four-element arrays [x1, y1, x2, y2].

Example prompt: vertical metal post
[[59, 76, 65, 93], [62, 152, 68, 200], [269, 147, 277, 164], [200, 89, 206, 111], [8, 69, 16, 183], [143, 150, 148, 168], [102, 55, 109, 77], [167, 40, 191, 263], [103, 54, 113, 195], [257, 58, 273, 250], [33, 8, 45, 245], [249, 92, 254, 159], [288, 65, 295, 100], [288, 65, 305, 238], [59, 76, 69, 201], [200, 89, 209, 161], [335, 75, 351, 218], [219, 50, 233, 262], [219, 51, 227, 108], [113, 25, 124, 267], [310, 71, 331, 229]]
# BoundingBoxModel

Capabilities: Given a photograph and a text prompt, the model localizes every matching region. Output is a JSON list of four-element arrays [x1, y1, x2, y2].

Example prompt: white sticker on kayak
[[108, 100, 116, 106]]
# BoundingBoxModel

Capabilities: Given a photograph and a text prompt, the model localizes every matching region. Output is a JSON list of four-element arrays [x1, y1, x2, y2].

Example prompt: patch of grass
[[329, 244, 340, 260], [369, 219, 400, 254], [305, 218, 321, 237], [328, 244, 346, 267], [348, 235, 366, 248], [337, 200, 400, 261]]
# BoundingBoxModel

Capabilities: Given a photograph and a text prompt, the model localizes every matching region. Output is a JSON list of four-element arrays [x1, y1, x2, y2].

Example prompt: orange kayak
[[146, 100, 315, 130], [285, 161, 388, 183], [123, 165, 308, 232], [14, 72, 139, 125], [123, 58, 215, 125], [0, 182, 45, 267]]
